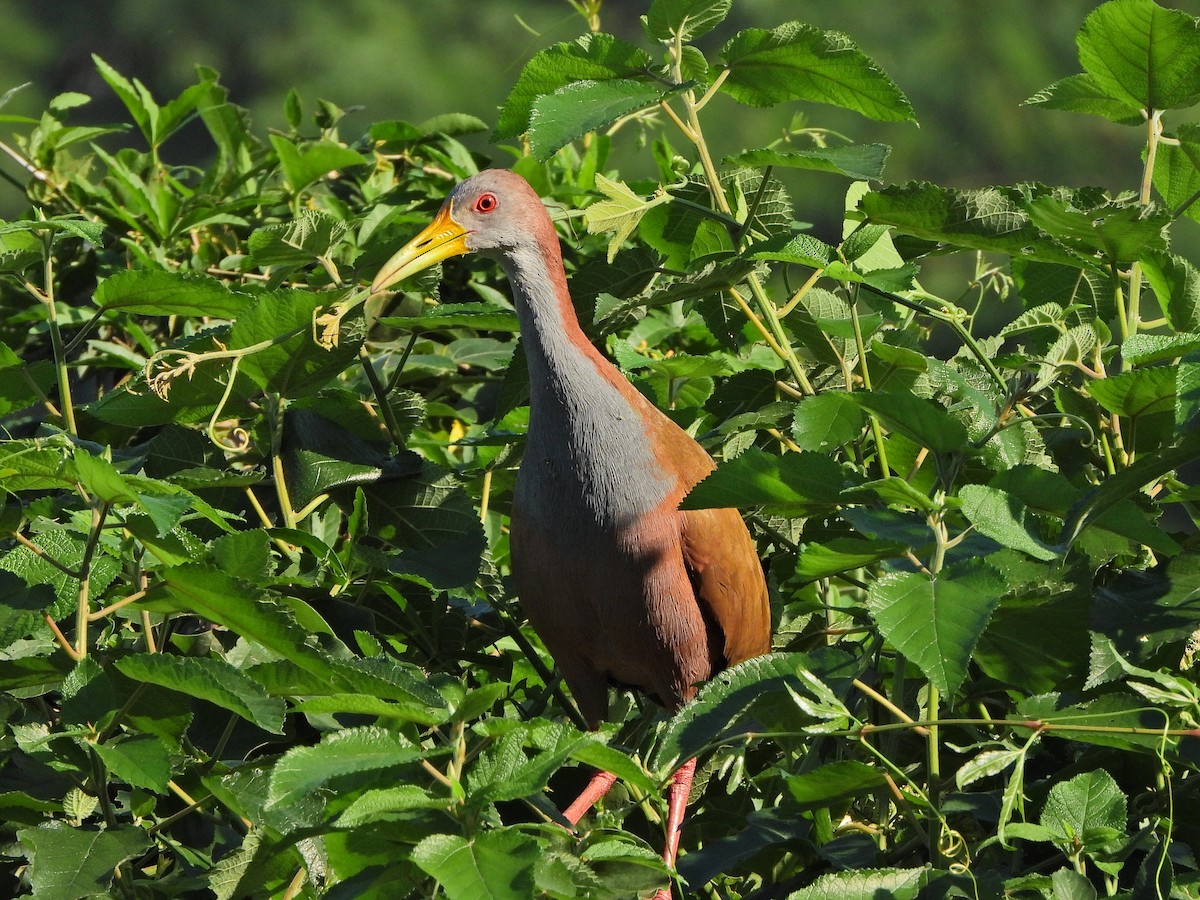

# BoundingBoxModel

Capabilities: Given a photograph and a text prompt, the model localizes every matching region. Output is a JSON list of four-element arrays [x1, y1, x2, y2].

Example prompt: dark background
[[1, 0, 1195, 246]]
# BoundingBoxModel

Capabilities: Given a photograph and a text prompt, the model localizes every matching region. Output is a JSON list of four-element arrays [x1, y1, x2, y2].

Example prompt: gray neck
[[501, 244, 672, 527]]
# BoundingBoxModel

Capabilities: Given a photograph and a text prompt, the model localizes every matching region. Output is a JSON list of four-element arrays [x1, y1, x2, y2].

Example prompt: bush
[[1, 1, 1198, 897]]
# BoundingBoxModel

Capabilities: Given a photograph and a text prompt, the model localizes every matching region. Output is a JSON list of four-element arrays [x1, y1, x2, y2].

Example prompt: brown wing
[[680, 506, 771, 667]]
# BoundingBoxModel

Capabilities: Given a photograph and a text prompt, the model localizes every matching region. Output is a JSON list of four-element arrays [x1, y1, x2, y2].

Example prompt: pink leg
[[652, 757, 697, 900], [562, 769, 618, 825]]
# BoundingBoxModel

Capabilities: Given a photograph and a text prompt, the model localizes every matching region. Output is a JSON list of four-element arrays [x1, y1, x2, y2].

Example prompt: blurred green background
[[0, 0, 1194, 237]]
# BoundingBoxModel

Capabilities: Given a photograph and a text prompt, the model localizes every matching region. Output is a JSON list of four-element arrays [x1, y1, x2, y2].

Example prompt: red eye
[[474, 193, 498, 214]]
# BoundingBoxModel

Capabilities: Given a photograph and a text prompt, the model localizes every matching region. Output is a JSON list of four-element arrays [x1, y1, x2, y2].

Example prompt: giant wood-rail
[[372, 169, 771, 896]]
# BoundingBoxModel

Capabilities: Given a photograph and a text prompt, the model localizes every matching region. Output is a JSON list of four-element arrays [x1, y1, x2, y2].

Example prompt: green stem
[[666, 43, 814, 396], [1127, 110, 1163, 345], [849, 289, 890, 477], [39, 235, 77, 434], [269, 394, 298, 530], [359, 346, 406, 448], [74, 502, 110, 658]]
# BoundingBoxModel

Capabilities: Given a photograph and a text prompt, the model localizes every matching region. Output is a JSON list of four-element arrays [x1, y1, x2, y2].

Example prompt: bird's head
[[370, 169, 546, 294]]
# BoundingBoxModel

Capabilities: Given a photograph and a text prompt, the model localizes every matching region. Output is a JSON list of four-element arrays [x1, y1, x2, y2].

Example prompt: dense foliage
[[1, 0, 1199, 897]]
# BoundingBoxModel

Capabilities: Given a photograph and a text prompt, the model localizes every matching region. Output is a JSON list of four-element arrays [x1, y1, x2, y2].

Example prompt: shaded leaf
[[866, 563, 1005, 695], [412, 829, 540, 900], [116, 653, 285, 734], [268, 725, 424, 808], [720, 23, 914, 122], [17, 824, 150, 900], [681, 447, 845, 510], [725, 144, 891, 181]]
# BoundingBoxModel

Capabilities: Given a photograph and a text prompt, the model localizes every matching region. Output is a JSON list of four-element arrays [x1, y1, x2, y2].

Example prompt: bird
[[371, 169, 771, 896]]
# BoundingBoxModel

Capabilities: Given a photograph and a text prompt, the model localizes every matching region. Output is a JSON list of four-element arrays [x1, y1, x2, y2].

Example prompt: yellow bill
[[370, 201, 470, 294]]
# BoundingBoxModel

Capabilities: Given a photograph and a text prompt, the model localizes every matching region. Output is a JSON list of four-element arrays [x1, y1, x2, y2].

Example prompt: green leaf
[[93, 733, 172, 792], [584, 174, 672, 263], [866, 563, 1005, 695], [247, 209, 348, 268], [268, 725, 424, 808], [378, 302, 520, 333], [528, 78, 681, 162], [335, 785, 448, 828], [412, 829, 539, 900], [681, 447, 844, 510], [1140, 250, 1200, 332], [861, 182, 1084, 266], [230, 289, 363, 397], [1086, 367, 1176, 418], [1154, 122, 1200, 221], [495, 34, 653, 140], [1060, 430, 1200, 549], [1040, 770, 1127, 846], [652, 653, 850, 770], [1025, 195, 1167, 263], [1074, 0, 1200, 113], [959, 484, 1058, 561], [643, 0, 731, 42], [115, 654, 286, 734], [94, 270, 250, 319], [365, 461, 487, 589], [1024, 73, 1142, 123], [1121, 333, 1200, 365], [720, 23, 915, 122], [848, 391, 968, 454], [17, 824, 150, 900], [92, 54, 155, 143], [1050, 868, 1100, 900], [792, 392, 865, 452], [784, 867, 931, 899], [268, 134, 366, 192], [796, 537, 904, 579], [784, 760, 888, 807], [724, 144, 891, 180]]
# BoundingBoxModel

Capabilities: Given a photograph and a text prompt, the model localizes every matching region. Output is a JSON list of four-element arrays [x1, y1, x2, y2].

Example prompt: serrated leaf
[[866, 563, 1005, 695], [860, 182, 1103, 266], [528, 78, 681, 162], [1024, 73, 1143, 123], [681, 447, 844, 510], [643, 0, 731, 42], [115, 654, 285, 734], [1121, 333, 1200, 365], [725, 144, 891, 180], [17, 824, 150, 900], [247, 209, 348, 267], [848, 391, 968, 453], [1040, 769, 1127, 846], [796, 537, 905, 579], [335, 785, 448, 828], [378, 302, 520, 332], [1086, 367, 1176, 418], [229, 288, 363, 396], [495, 34, 653, 140], [268, 135, 366, 192], [412, 829, 540, 900], [1141, 250, 1200, 333], [783, 760, 887, 806], [267, 725, 424, 808], [653, 653, 850, 770], [720, 22, 914, 122], [792, 392, 865, 452], [92, 733, 172, 792], [785, 867, 931, 899], [959, 484, 1059, 561], [1154, 122, 1200, 221], [1075, 0, 1200, 113], [94, 270, 250, 319], [584, 174, 671, 263]]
